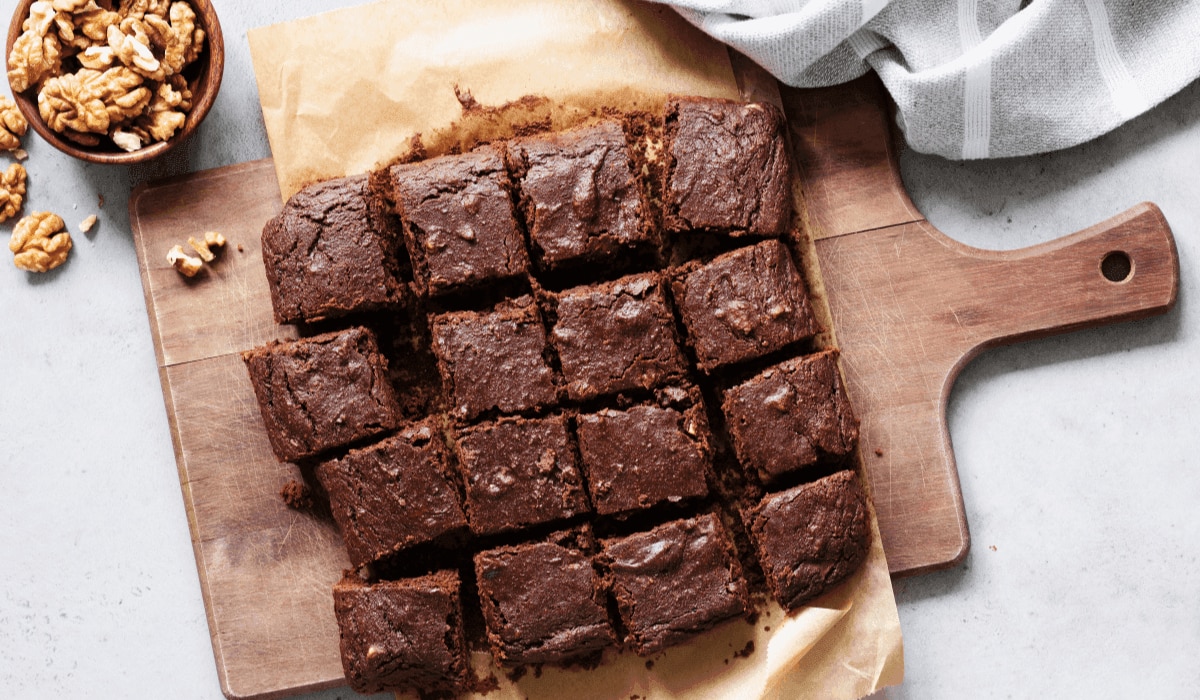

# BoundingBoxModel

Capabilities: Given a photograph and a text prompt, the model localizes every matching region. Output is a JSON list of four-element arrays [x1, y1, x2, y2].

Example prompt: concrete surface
[[0, 2, 1195, 698]]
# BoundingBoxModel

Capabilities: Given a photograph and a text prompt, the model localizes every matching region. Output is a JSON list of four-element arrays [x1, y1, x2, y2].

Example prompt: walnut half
[[0, 163, 28, 223], [10, 211, 71, 273]]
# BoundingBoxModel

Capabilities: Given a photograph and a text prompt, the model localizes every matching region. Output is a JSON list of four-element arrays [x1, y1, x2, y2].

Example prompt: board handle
[[953, 202, 1179, 357]]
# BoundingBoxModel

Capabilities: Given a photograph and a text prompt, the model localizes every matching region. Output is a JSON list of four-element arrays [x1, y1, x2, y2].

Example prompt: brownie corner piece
[[260, 174, 407, 325], [600, 512, 749, 655], [721, 349, 858, 483], [390, 145, 529, 297], [332, 570, 469, 696], [474, 528, 614, 666], [662, 97, 791, 237], [576, 398, 711, 517], [747, 470, 871, 610], [454, 414, 589, 536], [509, 121, 650, 270], [242, 326, 401, 463], [430, 295, 558, 422], [672, 239, 819, 371], [549, 272, 688, 401], [315, 419, 467, 568]]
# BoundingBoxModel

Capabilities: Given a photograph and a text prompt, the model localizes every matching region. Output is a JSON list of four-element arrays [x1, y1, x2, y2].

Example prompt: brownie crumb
[[504, 666, 527, 683], [470, 672, 501, 695], [875, 448, 884, 457], [644, 659, 654, 670], [734, 640, 755, 659], [279, 479, 313, 510]]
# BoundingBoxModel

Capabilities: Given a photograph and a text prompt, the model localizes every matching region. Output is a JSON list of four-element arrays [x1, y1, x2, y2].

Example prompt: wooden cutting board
[[130, 77, 1178, 698]]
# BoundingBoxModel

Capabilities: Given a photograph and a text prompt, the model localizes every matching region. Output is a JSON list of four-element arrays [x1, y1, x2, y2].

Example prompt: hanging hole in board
[[1101, 251, 1133, 283]]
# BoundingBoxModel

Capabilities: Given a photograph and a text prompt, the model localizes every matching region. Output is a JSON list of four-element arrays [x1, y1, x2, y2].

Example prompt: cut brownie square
[[600, 513, 749, 656], [721, 350, 858, 483], [454, 414, 589, 536], [576, 398, 710, 516], [662, 97, 791, 237], [747, 470, 871, 610], [332, 570, 469, 696], [260, 174, 407, 325], [474, 528, 614, 665], [390, 145, 529, 297], [672, 239, 819, 371], [509, 121, 650, 270], [315, 419, 467, 568], [242, 327, 401, 462], [549, 272, 688, 401], [430, 295, 558, 422]]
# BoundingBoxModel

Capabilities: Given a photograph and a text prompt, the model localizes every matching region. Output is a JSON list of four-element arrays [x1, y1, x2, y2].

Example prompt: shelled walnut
[[0, 163, 27, 222], [0, 96, 29, 151], [10, 211, 70, 272], [6, 0, 206, 152]]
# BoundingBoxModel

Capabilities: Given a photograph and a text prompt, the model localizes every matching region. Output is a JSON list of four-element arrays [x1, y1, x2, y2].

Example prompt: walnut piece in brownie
[[600, 513, 749, 656], [315, 419, 467, 568], [474, 528, 615, 666], [576, 401, 710, 516], [332, 570, 469, 696], [722, 349, 858, 483], [454, 414, 590, 536], [242, 327, 401, 463], [260, 174, 407, 325], [662, 97, 791, 237], [672, 239, 819, 371], [549, 272, 688, 401], [747, 470, 870, 610], [390, 145, 529, 297], [431, 295, 558, 422], [509, 121, 650, 270]]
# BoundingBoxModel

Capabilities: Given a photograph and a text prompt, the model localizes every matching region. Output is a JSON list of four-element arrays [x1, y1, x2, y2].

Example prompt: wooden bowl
[[5, 0, 224, 165]]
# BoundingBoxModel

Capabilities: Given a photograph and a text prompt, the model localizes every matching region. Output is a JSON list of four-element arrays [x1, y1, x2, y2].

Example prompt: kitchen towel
[[652, 0, 1200, 159]]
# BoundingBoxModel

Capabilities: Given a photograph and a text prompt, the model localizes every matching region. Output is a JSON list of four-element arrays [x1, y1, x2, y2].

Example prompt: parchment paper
[[247, 2, 904, 698]]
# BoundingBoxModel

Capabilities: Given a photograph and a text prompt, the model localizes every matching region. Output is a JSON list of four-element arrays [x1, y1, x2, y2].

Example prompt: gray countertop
[[1, 2, 1196, 698]]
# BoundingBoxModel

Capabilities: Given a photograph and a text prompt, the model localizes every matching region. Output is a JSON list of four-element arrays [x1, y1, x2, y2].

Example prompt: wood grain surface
[[130, 81, 1178, 698]]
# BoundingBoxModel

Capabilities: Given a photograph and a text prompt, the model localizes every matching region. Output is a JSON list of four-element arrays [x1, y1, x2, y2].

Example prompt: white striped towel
[[652, 0, 1200, 159]]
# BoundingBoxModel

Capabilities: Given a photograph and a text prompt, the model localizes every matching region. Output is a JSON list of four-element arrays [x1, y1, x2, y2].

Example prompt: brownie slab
[[431, 295, 558, 421], [315, 419, 467, 568], [242, 327, 401, 462], [722, 350, 858, 483], [261, 174, 407, 325], [390, 145, 529, 297], [576, 401, 710, 516], [332, 570, 469, 696], [672, 239, 819, 371], [747, 470, 871, 610], [549, 273, 688, 401], [663, 97, 791, 237], [454, 414, 589, 536], [601, 513, 749, 655], [509, 121, 650, 270], [474, 529, 614, 665]]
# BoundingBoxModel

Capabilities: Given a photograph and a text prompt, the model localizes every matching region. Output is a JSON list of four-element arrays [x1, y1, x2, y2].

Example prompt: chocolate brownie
[[242, 327, 401, 462], [600, 513, 749, 655], [430, 295, 558, 421], [260, 174, 407, 325], [576, 401, 710, 516], [662, 97, 791, 237], [390, 145, 529, 297], [509, 121, 650, 270], [549, 273, 688, 401], [474, 529, 614, 665], [721, 350, 858, 483], [454, 414, 589, 536], [315, 419, 467, 568], [672, 239, 819, 371], [332, 570, 469, 696], [747, 470, 870, 610]]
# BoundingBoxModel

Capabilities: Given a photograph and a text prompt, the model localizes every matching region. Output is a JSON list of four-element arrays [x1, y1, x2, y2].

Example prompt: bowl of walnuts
[[4, 0, 223, 164]]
